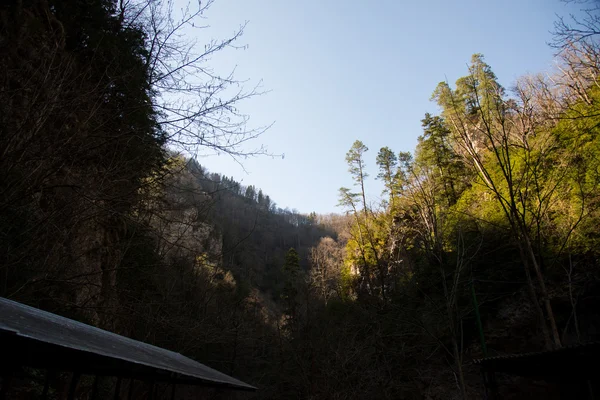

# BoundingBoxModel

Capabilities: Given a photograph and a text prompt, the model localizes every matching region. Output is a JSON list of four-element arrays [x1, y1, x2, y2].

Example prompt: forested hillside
[[2, 0, 600, 399]]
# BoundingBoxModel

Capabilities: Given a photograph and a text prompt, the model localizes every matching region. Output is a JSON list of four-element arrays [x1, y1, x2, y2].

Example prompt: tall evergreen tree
[[376, 147, 399, 210], [345, 140, 370, 216], [282, 248, 301, 331]]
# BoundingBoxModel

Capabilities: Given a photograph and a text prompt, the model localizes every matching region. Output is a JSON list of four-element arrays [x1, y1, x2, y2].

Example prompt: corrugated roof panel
[[472, 342, 600, 379], [0, 297, 255, 391], [473, 342, 600, 364]]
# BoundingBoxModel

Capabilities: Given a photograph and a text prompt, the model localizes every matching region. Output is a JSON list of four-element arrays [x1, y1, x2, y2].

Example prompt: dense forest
[[2, 0, 600, 399]]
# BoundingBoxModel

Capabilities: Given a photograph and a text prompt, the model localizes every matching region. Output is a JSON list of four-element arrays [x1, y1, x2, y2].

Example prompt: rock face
[[148, 165, 224, 269]]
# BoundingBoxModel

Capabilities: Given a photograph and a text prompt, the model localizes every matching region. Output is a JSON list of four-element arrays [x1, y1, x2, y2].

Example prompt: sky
[[176, 0, 583, 214]]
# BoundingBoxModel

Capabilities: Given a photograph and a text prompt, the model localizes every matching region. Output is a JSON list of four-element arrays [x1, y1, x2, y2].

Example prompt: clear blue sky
[[182, 0, 581, 214]]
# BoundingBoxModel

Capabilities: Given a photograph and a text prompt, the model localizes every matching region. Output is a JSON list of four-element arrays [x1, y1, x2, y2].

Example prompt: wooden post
[[0, 372, 12, 400], [170, 382, 176, 400], [91, 375, 99, 400], [147, 381, 154, 400], [481, 369, 498, 400], [67, 372, 81, 400], [41, 370, 50, 400], [114, 377, 122, 400], [127, 378, 134, 400]]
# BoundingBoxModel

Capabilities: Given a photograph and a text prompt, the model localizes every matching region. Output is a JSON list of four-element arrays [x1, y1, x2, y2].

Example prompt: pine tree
[[376, 147, 399, 210], [281, 248, 301, 332], [345, 140, 370, 215]]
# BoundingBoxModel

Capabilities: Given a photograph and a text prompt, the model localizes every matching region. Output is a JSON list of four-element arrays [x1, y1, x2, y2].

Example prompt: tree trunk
[[522, 232, 561, 348]]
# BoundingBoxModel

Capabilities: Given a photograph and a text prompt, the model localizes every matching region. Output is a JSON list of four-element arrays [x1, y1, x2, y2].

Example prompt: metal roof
[[0, 297, 255, 391], [473, 342, 600, 380]]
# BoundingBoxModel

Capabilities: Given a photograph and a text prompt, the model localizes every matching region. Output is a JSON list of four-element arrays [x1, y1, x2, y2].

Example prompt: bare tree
[[124, 0, 271, 159], [309, 237, 343, 304]]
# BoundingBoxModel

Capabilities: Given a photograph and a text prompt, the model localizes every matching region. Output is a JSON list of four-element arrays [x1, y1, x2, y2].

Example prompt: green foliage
[[281, 248, 301, 330], [376, 147, 399, 207], [337, 186, 359, 211], [416, 113, 469, 205], [330, 44, 600, 396], [345, 140, 369, 183], [5, 1, 600, 398], [283, 248, 301, 277]]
